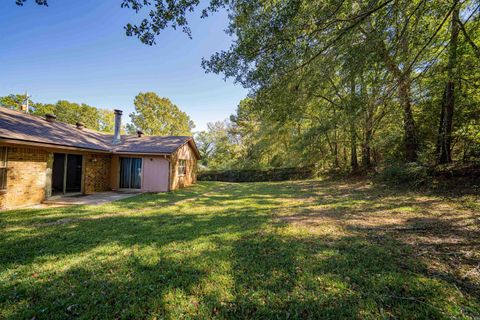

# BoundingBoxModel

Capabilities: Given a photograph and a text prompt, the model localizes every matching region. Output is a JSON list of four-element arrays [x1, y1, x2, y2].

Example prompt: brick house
[[0, 107, 200, 210]]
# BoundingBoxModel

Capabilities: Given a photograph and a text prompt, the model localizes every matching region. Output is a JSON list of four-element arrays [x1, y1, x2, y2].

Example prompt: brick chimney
[[113, 109, 122, 144]]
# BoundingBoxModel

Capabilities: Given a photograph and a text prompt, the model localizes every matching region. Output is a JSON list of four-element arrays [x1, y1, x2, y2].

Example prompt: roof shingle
[[0, 107, 198, 157]]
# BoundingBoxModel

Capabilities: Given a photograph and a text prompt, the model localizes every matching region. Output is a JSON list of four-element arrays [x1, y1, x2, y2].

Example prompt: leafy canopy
[[127, 92, 195, 136], [0, 94, 117, 133]]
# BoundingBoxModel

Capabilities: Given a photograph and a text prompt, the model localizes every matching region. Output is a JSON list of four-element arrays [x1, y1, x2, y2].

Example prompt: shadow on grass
[[219, 233, 471, 319], [1, 180, 479, 319], [2, 230, 475, 319]]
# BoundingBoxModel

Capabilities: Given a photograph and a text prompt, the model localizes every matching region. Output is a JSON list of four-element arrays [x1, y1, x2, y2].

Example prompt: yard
[[1, 179, 479, 319]]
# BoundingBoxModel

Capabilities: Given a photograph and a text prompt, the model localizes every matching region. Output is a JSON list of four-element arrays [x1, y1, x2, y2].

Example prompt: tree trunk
[[372, 21, 419, 162], [437, 2, 459, 164], [398, 77, 418, 162], [350, 72, 359, 171], [333, 105, 339, 167], [362, 127, 372, 167], [436, 86, 446, 157], [350, 122, 358, 170], [361, 73, 372, 168]]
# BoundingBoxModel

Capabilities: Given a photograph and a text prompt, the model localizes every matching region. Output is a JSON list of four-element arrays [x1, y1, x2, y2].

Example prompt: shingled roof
[[0, 107, 200, 158]]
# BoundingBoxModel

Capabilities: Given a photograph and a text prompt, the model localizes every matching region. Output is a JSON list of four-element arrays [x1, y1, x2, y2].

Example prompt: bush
[[198, 166, 316, 182], [378, 163, 430, 187]]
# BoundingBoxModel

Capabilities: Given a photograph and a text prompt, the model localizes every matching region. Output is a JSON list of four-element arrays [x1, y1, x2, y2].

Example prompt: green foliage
[[378, 163, 430, 188], [195, 1, 480, 171], [48, 101, 101, 130], [0, 94, 30, 110], [97, 108, 116, 133], [195, 120, 239, 169], [0, 94, 118, 133], [16, 0, 480, 170], [127, 92, 194, 136], [198, 166, 316, 182], [0, 92, 195, 136]]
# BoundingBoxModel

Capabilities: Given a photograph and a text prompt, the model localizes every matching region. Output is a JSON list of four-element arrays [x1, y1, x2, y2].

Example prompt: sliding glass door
[[52, 153, 83, 195], [119, 157, 142, 189]]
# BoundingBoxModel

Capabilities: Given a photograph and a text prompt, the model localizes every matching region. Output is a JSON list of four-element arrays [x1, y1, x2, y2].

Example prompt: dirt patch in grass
[[275, 179, 480, 297]]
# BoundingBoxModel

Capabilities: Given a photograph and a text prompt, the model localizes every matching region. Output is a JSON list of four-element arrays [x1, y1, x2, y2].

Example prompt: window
[[178, 159, 187, 176], [0, 147, 7, 191]]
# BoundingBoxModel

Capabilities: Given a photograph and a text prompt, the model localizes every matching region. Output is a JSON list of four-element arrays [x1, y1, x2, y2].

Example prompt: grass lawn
[[1, 179, 479, 319]]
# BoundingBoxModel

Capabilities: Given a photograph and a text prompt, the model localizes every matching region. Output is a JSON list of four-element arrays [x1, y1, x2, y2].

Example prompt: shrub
[[378, 163, 430, 187], [198, 166, 316, 182]]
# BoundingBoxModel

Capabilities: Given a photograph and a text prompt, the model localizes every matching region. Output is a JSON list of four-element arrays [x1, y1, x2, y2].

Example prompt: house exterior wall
[[0, 143, 113, 210], [142, 156, 169, 192], [84, 153, 112, 194], [0, 145, 48, 210], [0, 140, 199, 209], [169, 143, 197, 190]]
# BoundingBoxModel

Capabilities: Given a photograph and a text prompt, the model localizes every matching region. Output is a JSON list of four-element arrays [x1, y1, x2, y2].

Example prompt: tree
[[16, 0, 226, 45], [195, 120, 239, 169], [50, 100, 100, 130], [16, 0, 480, 168], [195, 131, 214, 167], [127, 92, 194, 136], [0, 94, 122, 133], [0, 93, 31, 111], [97, 109, 116, 133], [437, 1, 460, 164]]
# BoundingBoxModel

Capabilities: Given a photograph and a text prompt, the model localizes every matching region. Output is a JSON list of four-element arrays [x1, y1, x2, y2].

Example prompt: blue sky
[[0, 0, 247, 131]]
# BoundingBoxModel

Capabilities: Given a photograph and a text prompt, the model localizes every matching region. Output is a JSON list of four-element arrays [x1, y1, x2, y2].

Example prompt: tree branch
[[459, 19, 480, 60]]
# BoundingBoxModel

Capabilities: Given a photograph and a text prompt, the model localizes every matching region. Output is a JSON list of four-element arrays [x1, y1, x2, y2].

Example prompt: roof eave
[[0, 137, 111, 153]]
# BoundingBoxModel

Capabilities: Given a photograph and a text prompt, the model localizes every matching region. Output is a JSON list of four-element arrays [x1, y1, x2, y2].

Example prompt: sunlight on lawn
[[1, 180, 479, 319]]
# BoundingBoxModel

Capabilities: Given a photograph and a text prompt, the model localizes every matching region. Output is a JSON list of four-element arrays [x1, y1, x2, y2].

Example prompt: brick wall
[[0, 193, 5, 209], [84, 154, 112, 193], [169, 144, 198, 190], [0, 146, 48, 209]]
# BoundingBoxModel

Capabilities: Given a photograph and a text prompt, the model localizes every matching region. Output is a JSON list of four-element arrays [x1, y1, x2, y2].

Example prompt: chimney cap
[[76, 122, 85, 130], [114, 109, 123, 115], [45, 114, 57, 122], [137, 130, 144, 137]]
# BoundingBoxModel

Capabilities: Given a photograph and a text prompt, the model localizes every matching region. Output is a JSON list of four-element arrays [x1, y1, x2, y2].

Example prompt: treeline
[[0, 92, 194, 136], [194, 0, 480, 172], [0, 94, 116, 133], [18, 0, 480, 172]]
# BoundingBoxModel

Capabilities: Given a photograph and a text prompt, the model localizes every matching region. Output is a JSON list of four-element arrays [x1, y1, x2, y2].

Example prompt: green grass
[[1, 180, 479, 319]]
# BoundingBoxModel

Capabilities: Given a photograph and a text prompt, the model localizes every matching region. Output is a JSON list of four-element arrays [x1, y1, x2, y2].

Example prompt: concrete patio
[[41, 191, 142, 207]]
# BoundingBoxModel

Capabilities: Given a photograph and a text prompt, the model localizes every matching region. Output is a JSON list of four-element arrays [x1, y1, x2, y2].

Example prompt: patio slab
[[41, 191, 142, 207]]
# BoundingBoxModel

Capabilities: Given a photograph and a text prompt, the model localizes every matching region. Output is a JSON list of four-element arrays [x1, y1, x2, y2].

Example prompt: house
[[0, 107, 200, 210]]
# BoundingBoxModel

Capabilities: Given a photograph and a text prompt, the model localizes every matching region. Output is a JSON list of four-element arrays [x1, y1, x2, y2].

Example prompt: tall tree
[[196, 121, 239, 169], [437, 1, 460, 164], [17, 0, 480, 168], [128, 92, 194, 136]]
